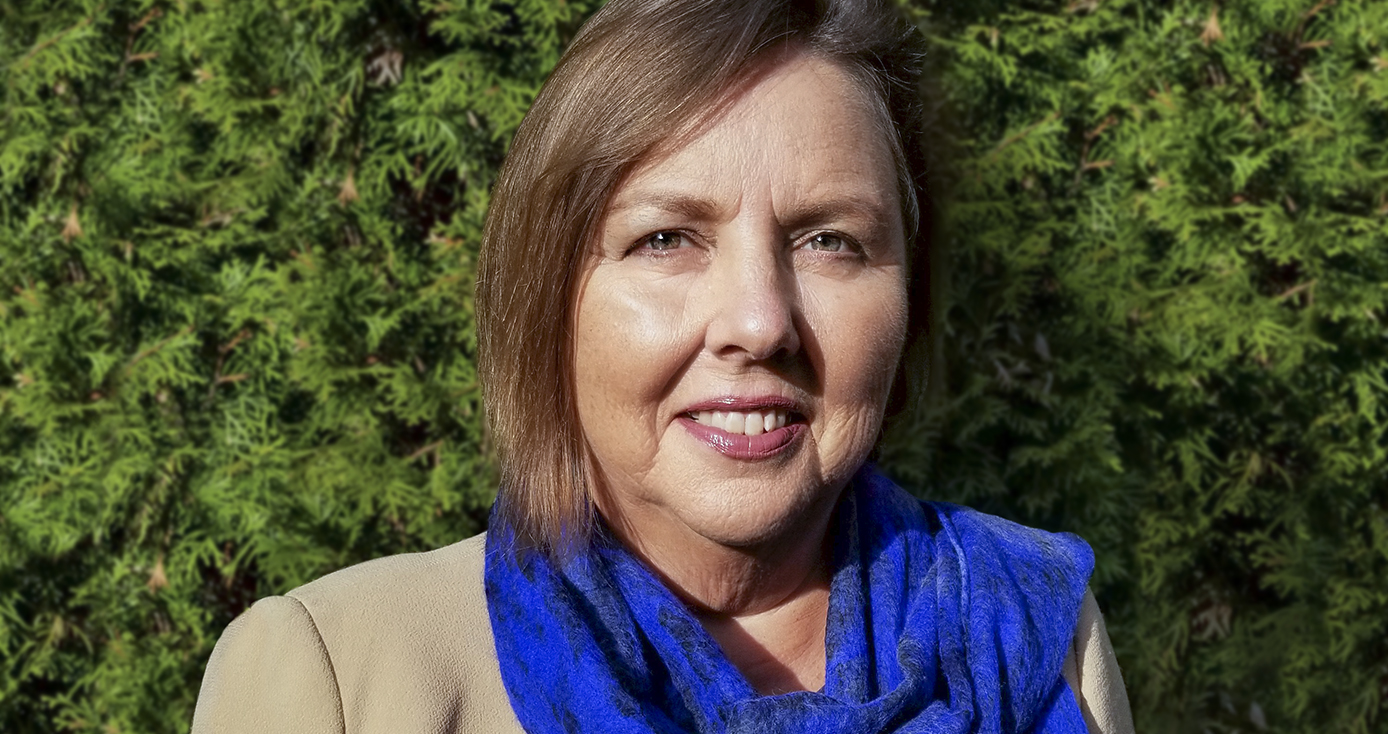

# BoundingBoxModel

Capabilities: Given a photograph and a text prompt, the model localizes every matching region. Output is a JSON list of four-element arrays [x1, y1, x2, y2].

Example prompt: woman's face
[[574, 52, 909, 552]]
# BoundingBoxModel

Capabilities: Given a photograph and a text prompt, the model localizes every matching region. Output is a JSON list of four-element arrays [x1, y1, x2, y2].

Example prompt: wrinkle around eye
[[636, 230, 690, 253], [800, 232, 854, 254], [792, 231, 869, 268], [621, 229, 715, 269], [609, 230, 712, 276]]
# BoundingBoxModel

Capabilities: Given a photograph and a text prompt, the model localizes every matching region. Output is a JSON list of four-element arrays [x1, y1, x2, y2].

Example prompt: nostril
[[707, 298, 801, 361]]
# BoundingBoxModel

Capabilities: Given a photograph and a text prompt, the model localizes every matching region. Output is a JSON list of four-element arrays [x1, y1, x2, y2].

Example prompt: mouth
[[684, 408, 802, 436], [678, 398, 807, 460]]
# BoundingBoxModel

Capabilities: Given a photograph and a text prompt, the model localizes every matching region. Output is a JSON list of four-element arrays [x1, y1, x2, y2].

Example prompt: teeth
[[692, 409, 792, 435], [725, 412, 745, 434], [746, 412, 763, 436]]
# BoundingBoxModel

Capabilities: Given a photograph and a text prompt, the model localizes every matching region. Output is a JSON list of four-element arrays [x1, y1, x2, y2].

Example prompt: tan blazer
[[192, 533, 1134, 734]]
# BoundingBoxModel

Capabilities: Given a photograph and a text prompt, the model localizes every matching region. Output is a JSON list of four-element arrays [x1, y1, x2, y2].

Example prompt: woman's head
[[478, 0, 931, 556]]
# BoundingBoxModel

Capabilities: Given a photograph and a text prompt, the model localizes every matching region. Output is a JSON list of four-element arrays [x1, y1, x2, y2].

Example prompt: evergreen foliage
[[1, 1, 1384, 733], [882, 0, 1388, 731], [1, 1, 598, 731]]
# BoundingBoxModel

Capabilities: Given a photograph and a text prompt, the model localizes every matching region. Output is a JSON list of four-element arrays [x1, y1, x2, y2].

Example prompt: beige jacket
[[192, 533, 1134, 734]]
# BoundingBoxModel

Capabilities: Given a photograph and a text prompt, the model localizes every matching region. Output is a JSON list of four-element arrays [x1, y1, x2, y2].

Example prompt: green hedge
[[2, 1, 1385, 732], [883, 1, 1388, 730]]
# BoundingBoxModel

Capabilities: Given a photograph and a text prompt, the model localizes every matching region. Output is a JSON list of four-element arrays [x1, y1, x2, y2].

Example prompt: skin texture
[[573, 51, 909, 694]]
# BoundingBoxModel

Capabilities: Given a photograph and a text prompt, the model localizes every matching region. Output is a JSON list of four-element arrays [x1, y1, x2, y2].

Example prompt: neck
[[602, 489, 838, 613], [599, 490, 840, 693]]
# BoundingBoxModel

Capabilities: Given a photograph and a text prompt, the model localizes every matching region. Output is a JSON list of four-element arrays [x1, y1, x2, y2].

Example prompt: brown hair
[[477, 0, 932, 557]]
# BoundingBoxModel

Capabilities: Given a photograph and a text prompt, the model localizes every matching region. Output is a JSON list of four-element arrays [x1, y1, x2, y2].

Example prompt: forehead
[[608, 53, 899, 218]]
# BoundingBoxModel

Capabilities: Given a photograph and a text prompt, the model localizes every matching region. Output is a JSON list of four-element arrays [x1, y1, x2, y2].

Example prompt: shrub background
[[2, 0, 1385, 732]]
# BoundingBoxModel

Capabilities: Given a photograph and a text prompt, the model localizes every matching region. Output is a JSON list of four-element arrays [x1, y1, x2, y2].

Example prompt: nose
[[703, 230, 801, 362]]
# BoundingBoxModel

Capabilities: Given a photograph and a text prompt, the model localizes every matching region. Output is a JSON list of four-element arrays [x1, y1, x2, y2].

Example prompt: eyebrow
[[606, 191, 893, 230], [781, 197, 894, 231], [605, 192, 724, 223]]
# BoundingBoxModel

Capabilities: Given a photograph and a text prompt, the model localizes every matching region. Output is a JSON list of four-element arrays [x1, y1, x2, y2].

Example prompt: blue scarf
[[484, 468, 1094, 733]]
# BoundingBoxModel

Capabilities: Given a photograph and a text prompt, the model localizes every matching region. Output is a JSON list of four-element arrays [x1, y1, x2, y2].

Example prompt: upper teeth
[[693, 410, 789, 436]]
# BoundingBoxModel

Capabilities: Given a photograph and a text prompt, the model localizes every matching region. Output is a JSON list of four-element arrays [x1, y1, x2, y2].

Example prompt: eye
[[803, 232, 854, 253], [638, 231, 687, 252]]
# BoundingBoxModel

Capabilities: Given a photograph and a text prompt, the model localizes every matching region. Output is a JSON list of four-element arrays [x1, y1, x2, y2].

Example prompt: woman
[[193, 0, 1134, 732]]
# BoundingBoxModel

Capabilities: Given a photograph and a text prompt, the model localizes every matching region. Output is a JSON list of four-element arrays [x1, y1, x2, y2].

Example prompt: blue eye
[[641, 231, 685, 251], [806, 233, 848, 252]]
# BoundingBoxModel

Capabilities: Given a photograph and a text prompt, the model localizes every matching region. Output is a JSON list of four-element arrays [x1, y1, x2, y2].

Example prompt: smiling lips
[[679, 400, 806, 460], [691, 409, 789, 436]]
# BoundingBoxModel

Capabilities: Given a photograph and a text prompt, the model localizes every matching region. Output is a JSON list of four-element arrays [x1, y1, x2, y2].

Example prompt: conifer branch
[[126, 324, 195, 371], [407, 440, 443, 462], [1275, 280, 1316, 303], [989, 110, 1061, 159], [17, 6, 104, 67]]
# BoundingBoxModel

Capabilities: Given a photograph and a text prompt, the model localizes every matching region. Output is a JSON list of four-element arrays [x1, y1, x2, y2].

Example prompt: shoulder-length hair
[[477, 0, 933, 558]]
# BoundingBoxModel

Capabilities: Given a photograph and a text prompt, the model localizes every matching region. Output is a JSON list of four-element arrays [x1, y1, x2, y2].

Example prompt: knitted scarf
[[484, 468, 1094, 733]]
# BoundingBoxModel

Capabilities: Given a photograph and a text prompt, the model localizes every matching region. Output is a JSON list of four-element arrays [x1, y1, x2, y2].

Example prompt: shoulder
[[921, 501, 1096, 599], [281, 532, 491, 689], [856, 471, 1093, 579], [287, 531, 488, 624], [917, 501, 1111, 729], [925, 501, 1094, 566], [1062, 590, 1136, 734], [193, 594, 345, 734], [194, 532, 524, 734], [285, 533, 519, 730]]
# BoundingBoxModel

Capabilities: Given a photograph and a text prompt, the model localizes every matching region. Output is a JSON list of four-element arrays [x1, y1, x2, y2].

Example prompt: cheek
[[806, 270, 909, 407], [573, 268, 694, 420]]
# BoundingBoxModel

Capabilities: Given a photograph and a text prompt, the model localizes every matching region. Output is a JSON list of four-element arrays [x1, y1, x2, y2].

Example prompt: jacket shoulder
[[193, 595, 346, 734], [201, 532, 522, 734], [288, 531, 489, 615], [286, 532, 520, 732], [1062, 590, 1135, 734]]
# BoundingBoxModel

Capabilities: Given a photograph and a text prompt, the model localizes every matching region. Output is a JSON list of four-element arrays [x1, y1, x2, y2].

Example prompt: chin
[[672, 475, 848, 549]]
